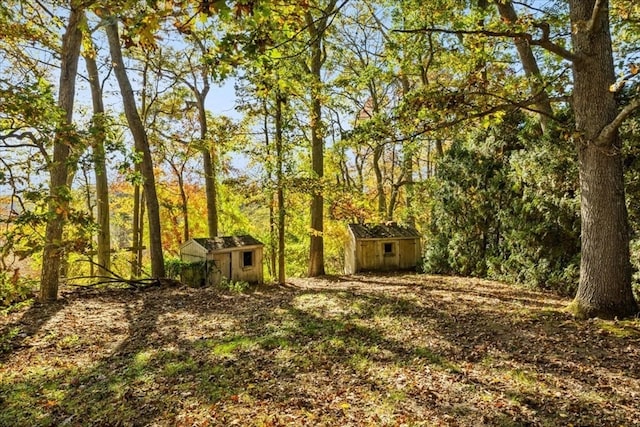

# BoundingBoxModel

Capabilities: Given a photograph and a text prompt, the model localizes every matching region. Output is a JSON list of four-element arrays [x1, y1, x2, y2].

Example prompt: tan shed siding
[[350, 238, 421, 273], [180, 238, 264, 286], [344, 229, 357, 274], [180, 240, 207, 262], [398, 239, 419, 269], [230, 246, 264, 284], [358, 240, 379, 271]]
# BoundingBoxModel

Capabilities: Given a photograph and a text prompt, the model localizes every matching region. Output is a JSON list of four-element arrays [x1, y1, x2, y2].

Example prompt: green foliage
[[0, 269, 36, 307], [621, 90, 640, 301], [219, 277, 251, 293], [423, 112, 581, 294], [164, 257, 190, 280]]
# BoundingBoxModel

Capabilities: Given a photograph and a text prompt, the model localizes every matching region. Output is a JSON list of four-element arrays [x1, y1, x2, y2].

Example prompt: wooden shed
[[345, 223, 421, 274], [180, 235, 264, 286]]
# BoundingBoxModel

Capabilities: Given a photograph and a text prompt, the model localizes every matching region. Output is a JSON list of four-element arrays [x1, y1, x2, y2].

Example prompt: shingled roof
[[348, 223, 421, 240], [193, 235, 263, 251]]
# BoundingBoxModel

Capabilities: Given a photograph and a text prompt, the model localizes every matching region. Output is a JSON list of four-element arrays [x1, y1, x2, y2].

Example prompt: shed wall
[[230, 247, 264, 283], [344, 231, 357, 274], [180, 239, 264, 286], [180, 240, 207, 262], [350, 238, 420, 273]]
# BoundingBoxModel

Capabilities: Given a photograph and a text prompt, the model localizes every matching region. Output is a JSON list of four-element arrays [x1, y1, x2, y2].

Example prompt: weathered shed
[[180, 235, 264, 286], [344, 223, 421, 274]]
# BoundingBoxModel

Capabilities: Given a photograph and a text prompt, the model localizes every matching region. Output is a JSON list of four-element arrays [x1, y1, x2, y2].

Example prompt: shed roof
[[348, 223, 421, 240], [192, 235, 263, 251]]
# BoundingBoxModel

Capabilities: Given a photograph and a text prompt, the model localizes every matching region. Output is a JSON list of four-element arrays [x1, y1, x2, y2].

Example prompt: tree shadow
[[0, 297, 68, 364], [1, 279, 638, 426]]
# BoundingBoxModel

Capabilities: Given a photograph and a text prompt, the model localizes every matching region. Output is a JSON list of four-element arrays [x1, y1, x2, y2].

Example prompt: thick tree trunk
[[105, 18, 165, 278], [569, 0, 638, 318], [84, 39, 111, 278], [40, 6, 83, 302]]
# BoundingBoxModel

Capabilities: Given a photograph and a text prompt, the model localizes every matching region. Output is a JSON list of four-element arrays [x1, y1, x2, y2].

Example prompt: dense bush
[[423, 113, 581, 295]]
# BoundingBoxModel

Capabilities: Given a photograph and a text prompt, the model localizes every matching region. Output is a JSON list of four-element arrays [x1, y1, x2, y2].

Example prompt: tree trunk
[[131, 179, 142, 278], [373, 144, 386, 218], [105, 17, 165, 278], [496, 1, 553, 133], [40, 5, 83, 302], [262, 101, 277, 278], [569, 0, 638, 318], [84, 37, 111, 278], [177, 171, 189, 243], [275, 92, 287, 285], [196, 93, 218, 237], [305, 8, 328, 277]]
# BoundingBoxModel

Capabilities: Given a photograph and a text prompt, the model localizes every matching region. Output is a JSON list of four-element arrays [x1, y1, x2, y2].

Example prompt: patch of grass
[[163, 357, 197, 377], [596, 319, 640, 338], [2, 275, 639, 426], [219, 278, 251, 293], [56, 334, 80, 350], [211, 335, 257, 356], [506, 368, 537, 387], [0, 298, 34, 316], [348, 353, 372, 373], [259, 335, 290, 350], [0, 326, 20, 352], [195, 364, 240, 401], [414, 346, 461, 373]]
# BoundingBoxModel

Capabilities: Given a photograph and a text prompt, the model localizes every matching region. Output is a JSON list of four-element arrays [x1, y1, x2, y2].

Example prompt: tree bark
[[40, 5, 83, 302], [105, 18, 165, 278], [175, 166, 189, 242], [195, 89, 218, 237], [84, 37, 111, 278], [569, 0, 638, 318], [275, 92, 286, 285], [373, 144, 386, 217], [305, 3, 337, 277], [131, 181, 142, 278], [495, 1, 554, 133]]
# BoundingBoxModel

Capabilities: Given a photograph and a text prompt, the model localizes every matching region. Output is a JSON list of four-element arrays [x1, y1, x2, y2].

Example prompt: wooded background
[[1, 0, 639, 318]]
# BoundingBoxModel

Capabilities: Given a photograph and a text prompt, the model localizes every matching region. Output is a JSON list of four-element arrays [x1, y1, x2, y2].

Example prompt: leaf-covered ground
[[1, 273, 639, 426]]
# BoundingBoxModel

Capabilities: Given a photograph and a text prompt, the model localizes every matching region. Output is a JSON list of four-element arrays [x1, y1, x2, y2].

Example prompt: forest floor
[[1, 273, 640, 427]]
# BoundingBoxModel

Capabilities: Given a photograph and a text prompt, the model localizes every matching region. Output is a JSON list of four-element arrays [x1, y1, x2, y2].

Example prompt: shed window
[[242, 251, 254, 267], [383, 242, 395, 256]]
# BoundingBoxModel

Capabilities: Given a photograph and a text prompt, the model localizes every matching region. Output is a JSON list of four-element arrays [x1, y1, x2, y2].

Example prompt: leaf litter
[[1, 273, 639, 426]]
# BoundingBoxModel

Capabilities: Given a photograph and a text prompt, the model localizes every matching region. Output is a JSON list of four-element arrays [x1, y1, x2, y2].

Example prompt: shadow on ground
[[1, 274, 639, 426]]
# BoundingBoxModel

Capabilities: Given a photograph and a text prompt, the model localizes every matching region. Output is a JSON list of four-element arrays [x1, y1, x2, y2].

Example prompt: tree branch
[[396, 24, 579, 63], [586, 0, 606, 34], [595, 97, 640, 147]]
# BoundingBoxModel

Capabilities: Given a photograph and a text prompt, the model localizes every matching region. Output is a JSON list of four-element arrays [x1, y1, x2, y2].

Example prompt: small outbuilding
[[345, 223, 421, 274], [180, 235, 264, 286]]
